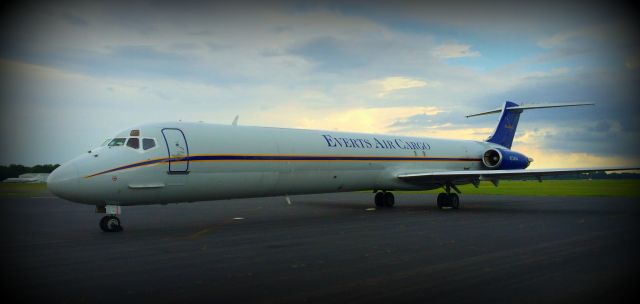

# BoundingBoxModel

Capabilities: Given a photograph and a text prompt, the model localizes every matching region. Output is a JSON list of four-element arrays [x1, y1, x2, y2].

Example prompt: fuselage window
[[108, 138, 126, 147], [143, 138, 156, 150], [126, 138, 140, 149]]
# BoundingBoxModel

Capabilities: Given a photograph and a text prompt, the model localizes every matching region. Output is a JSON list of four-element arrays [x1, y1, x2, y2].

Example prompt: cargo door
[[162, 128, 189, 173]]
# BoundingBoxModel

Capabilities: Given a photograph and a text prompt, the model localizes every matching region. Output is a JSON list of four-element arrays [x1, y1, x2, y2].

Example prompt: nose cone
[[47, 163, 80, 201]]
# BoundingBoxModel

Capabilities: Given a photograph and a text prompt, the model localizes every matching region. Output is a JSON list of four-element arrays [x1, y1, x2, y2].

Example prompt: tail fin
[[484, 101, 522, 149], [466, 101, 594, 149]]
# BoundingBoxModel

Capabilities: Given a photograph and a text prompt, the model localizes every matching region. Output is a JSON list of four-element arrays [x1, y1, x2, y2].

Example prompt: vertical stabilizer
[[486, 101, 522, 149]]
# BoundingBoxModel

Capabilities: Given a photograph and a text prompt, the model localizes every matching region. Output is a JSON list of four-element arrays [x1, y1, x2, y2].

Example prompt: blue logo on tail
[[486, 101, 522, 149]]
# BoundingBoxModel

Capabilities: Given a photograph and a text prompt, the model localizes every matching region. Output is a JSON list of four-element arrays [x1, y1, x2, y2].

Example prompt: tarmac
[[2, 192, 639, 303]]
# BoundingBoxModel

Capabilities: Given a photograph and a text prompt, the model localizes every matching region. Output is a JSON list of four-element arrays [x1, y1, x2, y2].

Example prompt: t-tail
[[466, 101, 594, 149]]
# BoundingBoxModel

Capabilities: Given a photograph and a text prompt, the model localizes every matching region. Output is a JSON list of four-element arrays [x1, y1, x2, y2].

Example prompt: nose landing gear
[[96, 205, 124, 232]]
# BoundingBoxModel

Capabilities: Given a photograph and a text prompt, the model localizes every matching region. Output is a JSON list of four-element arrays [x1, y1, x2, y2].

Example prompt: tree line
[[1, 164, 60, 181], [520, 171, 640, 180]]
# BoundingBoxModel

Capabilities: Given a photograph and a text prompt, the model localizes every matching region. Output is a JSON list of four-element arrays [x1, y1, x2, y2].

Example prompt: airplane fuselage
[[49, 122, 497, 206]]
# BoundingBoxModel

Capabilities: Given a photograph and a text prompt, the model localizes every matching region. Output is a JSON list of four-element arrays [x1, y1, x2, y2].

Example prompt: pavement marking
[[183, 218, 245, 240], [184, 219, 232, 240], [365, 208, 376, 211], [187, 227, 216, 240]]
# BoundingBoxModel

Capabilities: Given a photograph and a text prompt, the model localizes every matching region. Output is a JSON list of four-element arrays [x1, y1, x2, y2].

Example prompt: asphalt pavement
[[2, 192, 638, 303]]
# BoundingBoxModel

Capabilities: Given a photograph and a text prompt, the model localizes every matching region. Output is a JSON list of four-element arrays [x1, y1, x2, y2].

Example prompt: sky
[[0, 0, 639, 168]]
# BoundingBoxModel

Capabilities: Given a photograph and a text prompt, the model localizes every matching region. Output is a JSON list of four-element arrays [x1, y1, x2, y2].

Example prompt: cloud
[[388, 111, 472, 131], [292, 106, 443, 134], [535, 24, 639, 63], [370, 76, 437, 97], [289, 36, 367, 72], [522, 67, 570, 79], [0, 1, 638, 169], [61, 12, 89, 27], [625, 55, 640, 70], [432, 43, 480, 59], [514, 121, 639, 159]]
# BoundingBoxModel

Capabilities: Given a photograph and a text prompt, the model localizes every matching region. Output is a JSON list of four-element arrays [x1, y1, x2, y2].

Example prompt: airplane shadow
[[294, 198, 637, 217], [97, 197, 639, 238]]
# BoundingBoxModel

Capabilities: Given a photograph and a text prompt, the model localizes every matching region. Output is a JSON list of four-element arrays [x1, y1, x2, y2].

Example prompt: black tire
[[436, 193, 445, 209], [375, 192, 384, 208], [450, 193, 460, 209], [99, 216, 109, 232], [103, 216, 122, 232], [383, 192, 395, 208]]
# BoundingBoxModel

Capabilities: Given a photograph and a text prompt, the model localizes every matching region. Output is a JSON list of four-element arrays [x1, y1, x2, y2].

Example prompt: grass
[[398, 179, 640, 197], [1, 180, 639, 198], [0, 183, 49, 197]]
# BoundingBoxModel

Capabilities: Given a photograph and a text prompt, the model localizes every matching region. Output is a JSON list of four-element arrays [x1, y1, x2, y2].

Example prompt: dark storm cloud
[[531, 122, 640, 158], [60, 12, 89, 27], [289, 36, 368, 72]]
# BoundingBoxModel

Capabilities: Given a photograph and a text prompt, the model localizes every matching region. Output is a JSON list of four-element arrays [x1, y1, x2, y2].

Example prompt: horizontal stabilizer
[[468, 101, 594, 149], [466, 102, 594, 118]]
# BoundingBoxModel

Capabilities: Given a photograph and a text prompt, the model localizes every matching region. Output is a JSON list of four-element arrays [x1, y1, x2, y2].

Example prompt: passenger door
[[161, 128, 189, 173]]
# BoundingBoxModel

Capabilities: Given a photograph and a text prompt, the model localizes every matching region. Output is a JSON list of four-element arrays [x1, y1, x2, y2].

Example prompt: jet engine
[[482, 148, 531, 170]]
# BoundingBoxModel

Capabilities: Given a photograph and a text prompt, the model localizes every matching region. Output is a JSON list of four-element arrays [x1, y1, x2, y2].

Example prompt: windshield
[[100, 138, 112, 146], [108, 138, 126, 147]]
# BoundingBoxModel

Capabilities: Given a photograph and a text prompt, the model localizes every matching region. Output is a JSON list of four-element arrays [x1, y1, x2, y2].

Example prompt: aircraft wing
[[397, 167, 639, 185]]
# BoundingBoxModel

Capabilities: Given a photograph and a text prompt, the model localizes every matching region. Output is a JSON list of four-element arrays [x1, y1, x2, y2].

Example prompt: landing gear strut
[[437, 183, 461, 210], [374, 191, 395, 208]]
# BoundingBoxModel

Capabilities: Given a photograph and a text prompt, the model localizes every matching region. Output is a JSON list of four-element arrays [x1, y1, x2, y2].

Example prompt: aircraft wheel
[[383, 192, 395, 208], [437, 192, 451, 209], [100, 215, 123, 232], [99, 216, 108, 231], [436, 193, 447, 209], [374, 192, 384, 208], [450, 193, 460, 209]]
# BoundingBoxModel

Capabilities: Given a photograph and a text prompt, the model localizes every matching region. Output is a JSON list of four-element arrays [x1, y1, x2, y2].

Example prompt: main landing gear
[[437, 183, 461, 210], [437, 193, 460, 209], [374, 191, 395, 208], [373, 187, 461, 210], [96, 205, 123, 232]]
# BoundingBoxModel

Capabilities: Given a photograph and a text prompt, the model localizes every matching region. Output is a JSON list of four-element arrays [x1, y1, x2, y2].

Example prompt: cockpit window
[[101, 138, 112, 146], [143, 138, 156, 150], [126, 138, 139, 149], [108, 138, 126, 147]]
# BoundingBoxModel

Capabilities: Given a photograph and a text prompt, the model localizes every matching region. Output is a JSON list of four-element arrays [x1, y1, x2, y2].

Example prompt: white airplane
[[47, 101, 637, 232]]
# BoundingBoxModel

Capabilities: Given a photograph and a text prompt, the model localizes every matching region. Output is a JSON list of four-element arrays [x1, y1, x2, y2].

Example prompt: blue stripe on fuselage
[[84, 154, 481, 178]]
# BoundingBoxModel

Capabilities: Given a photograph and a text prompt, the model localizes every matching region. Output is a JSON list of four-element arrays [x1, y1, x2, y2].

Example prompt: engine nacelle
[[482, 148, 531, 170]]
